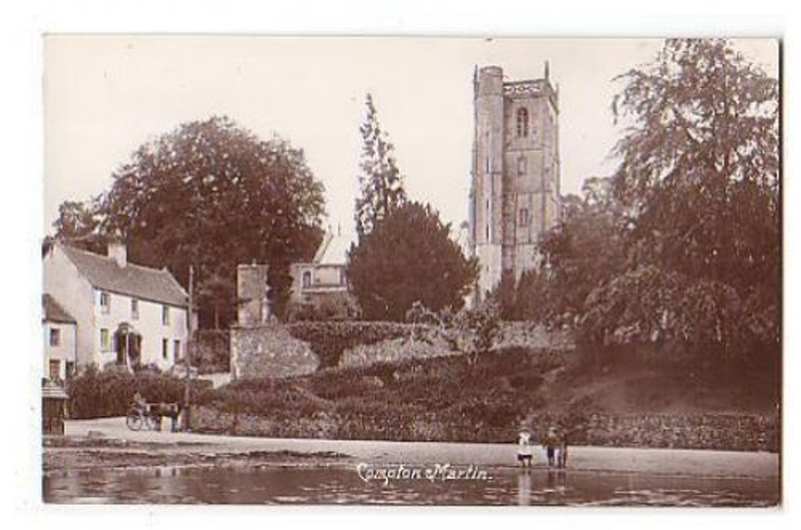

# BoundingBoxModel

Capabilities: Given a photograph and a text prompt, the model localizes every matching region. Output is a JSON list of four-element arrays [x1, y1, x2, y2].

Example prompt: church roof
[[42, 294, 76, 324], [58, 243, 188, 307], [312, 231, 353, 265]]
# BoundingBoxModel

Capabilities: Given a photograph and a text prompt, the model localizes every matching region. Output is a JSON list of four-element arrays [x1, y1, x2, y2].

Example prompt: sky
[[44, 36, 778, 237]]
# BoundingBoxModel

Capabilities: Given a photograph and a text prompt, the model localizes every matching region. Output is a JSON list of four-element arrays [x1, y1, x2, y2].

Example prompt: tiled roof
[[59, 244, 188, 307], [42, 294, 76, 324]]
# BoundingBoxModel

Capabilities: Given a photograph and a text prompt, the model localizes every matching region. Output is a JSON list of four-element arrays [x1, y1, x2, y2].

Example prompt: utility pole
[[183, 265, 194, 431]]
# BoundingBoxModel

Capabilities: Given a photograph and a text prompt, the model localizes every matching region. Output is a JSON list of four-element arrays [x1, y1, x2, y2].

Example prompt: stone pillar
[[237, 264, 270, 327]]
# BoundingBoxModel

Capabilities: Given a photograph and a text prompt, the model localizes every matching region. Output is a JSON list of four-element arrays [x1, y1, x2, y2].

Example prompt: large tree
[[348, 202, 478, 321], [50, 198, 106, 254], [79, 116, 325, 326], [354, 93, 407, 237], [584, 39, 780, 359]]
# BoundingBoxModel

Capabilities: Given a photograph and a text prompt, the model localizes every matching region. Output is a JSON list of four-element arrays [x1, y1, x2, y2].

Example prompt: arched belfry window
[[516, 107, 529, 137]]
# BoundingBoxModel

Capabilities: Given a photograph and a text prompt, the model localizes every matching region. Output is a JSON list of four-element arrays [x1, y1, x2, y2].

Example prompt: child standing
[[517, 429, 533, 468], [544, 426, 557, 467]]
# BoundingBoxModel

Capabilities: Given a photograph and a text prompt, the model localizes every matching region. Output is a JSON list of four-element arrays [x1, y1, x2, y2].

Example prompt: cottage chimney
[[107, 240, 127, 267]]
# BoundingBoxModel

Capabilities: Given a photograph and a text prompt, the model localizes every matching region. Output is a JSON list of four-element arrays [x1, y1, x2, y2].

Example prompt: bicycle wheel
[[126, 412, 143, 431]]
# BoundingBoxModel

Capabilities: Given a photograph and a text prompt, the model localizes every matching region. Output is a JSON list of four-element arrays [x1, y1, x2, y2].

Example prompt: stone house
[[42, 241, 189, 372], [42, 293, 77, 381], [289, 230, 355, 317]]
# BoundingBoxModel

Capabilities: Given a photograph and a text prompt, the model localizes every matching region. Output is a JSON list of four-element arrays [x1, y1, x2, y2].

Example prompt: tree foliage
[[50, 199, 106, 254], [354, 93, 407, 237], [598, 38, 780, 357], [502, 177, 626, 325], [348, 201, 478, 321], [505, 39, 780, 363], [56, 116, 326, 326]]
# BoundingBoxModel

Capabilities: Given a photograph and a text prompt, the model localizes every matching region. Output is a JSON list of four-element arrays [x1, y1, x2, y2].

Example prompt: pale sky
[[44, 36, 778, 236]]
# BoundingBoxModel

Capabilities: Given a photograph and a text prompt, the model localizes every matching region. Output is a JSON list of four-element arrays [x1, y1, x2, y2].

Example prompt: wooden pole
[[183, 265, 194, 431]]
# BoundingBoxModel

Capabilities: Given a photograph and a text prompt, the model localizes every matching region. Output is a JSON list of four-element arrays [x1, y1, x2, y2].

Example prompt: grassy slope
[[224, 345, 780, 418], [198, 346, 780, 449]]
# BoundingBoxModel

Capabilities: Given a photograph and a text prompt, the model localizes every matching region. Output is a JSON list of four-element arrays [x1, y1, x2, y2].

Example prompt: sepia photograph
[[40, 35, 781, 506]]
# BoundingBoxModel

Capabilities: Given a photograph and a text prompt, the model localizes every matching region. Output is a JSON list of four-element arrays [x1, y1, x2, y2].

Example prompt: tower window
[[518, 208, 529, 227], [517, 157, 526, 176], [516, 107, 529, 137]]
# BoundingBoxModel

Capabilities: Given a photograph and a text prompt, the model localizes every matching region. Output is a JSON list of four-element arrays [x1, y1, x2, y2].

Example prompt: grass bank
[[192, 347, 780, 452]]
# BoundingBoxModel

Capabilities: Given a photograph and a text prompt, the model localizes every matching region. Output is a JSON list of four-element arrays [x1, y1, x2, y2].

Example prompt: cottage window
[[100, 328, 110, 351], [302, 271, 312, 289], [162, 305, 170, 326], [49, 328, 61, 347], [174, 339, 181, 360], [131, 298, 139, 320], [99, 291, 110, 314], [516, 107, 529, 137], [162, 338, 169, 360]]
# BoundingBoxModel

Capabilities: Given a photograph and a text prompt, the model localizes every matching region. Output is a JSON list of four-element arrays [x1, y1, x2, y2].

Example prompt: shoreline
[[49, 417, 781, 481]]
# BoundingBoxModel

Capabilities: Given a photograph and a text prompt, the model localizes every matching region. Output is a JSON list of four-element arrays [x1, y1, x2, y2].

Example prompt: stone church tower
[[469, 64, 561, 301]]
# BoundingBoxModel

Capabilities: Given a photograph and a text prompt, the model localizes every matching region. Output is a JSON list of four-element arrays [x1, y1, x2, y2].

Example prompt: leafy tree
[[583, 38, 780, 358], [354, 93, 407, 237], [51, 199, 107, 254], [501, 177, 626, 325], [85, 116, 325, 326], [348, 202, 478, 321]]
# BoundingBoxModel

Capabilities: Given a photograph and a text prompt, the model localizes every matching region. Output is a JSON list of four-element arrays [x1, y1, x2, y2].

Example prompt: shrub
[[67, 364, 193, 419], [288, 321, 410, 368]]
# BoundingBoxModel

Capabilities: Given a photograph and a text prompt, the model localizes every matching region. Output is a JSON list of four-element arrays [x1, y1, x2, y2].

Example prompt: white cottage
[[43, 241, 189, 372], [43, 293, 77, 381]]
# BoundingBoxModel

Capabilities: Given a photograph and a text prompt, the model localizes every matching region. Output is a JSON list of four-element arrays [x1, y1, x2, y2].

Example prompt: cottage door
[[115, 330, 126, 366]]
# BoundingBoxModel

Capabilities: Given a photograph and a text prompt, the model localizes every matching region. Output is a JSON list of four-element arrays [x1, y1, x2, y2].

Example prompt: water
[[43, 465, 779, 506]]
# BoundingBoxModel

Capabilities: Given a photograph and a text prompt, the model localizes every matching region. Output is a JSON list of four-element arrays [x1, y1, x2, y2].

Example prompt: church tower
[[469, 64, 561, 301]]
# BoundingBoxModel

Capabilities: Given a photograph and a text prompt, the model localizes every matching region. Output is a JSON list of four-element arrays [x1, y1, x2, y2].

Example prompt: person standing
[[558, 427, 569, 468], [544, 426, 557, 467], [517, 429, 533, 468]]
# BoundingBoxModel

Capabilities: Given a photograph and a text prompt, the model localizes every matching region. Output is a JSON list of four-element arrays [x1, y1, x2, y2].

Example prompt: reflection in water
[[43, 465, 780, 506]]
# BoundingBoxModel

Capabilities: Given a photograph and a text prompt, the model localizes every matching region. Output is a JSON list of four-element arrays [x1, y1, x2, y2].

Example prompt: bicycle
[[125, 406, 159, 431]]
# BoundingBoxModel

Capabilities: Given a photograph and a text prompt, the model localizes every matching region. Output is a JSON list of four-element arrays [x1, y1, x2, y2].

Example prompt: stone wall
[[231, 324, 318, 379], [340, 334, 458, 368], [496, 322, 574, 351], [341, 323, 572, 368], [232, 321, 574, 378], [194, 406, 779, 452]]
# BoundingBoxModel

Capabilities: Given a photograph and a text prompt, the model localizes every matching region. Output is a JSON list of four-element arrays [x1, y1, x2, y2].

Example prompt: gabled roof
[[312, 231, 353, 265], [57, 244, 188, 307], [42, 294, 76, 324]]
